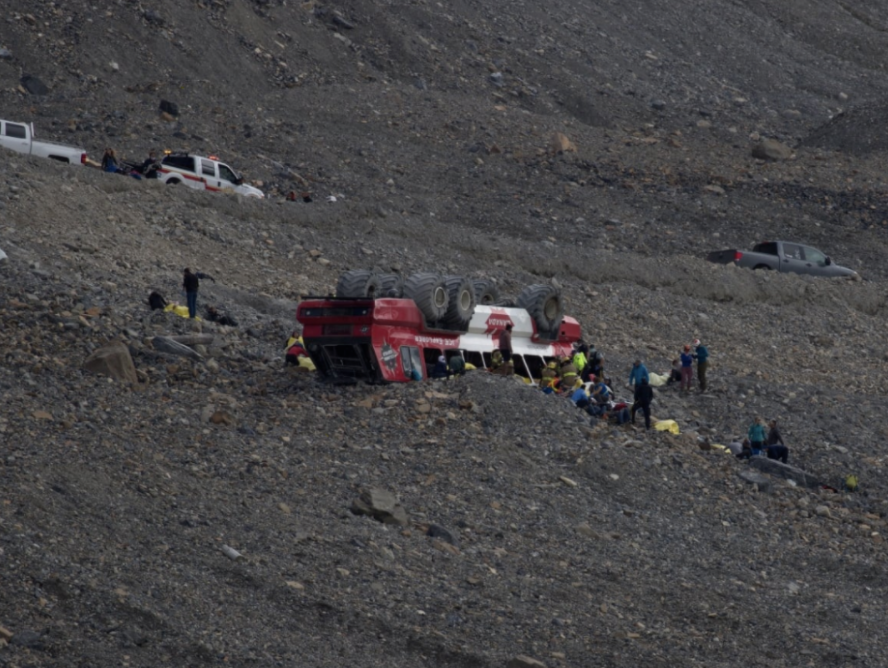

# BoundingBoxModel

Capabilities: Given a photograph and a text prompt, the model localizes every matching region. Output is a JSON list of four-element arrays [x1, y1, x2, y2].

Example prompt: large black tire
[[472, 279, 500, 306], [336, 270, 383, 299], [442, 276, 476, 330], [516, 284, 564, 337], [378, 273, 404, 298], [403, 273, 449, 323]]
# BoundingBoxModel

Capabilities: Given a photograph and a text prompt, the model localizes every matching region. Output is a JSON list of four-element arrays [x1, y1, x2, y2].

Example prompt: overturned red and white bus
[[295, 296, 583, 383]]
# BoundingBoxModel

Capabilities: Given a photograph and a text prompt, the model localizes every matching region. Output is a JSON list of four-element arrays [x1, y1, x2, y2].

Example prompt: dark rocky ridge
[[2, 1, 888, 666]]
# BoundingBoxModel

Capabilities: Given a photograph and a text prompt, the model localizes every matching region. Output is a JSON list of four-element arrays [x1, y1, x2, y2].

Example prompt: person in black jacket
[[631, 377, 654, 429], [182, 268, 200, 318], [766, 419, 789, 463]]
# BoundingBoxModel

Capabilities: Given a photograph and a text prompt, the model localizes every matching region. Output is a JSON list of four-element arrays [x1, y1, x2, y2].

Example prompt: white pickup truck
[[156, 152, 265, 198], [0, 119, 87, 164]]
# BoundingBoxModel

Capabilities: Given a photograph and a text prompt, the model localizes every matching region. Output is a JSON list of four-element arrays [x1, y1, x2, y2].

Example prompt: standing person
[[747, 417, 767, 457], [572, 344, 588, 377], [586, 346, 604, 384], [498, 323, 513, 363], [141, 149, 160, 178], [631, 377, 654, 429], [766, 419, 789, 463], [628, 359, 649, 389], [182, 268, 200, 319], [693, 338, 709, 392], [679, 345, 694, 393]]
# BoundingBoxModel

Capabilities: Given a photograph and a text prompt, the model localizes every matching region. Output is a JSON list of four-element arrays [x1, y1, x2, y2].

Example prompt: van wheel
[[336, 270, 383, 299], [753, 264, 771, 270], [403, 273, 449, 323], [517, 284, 564, 338], [167, 178, 181, 185], [378, 273, 403, 298], [442, 276, 476, 330], [472, 279, 500, 305]]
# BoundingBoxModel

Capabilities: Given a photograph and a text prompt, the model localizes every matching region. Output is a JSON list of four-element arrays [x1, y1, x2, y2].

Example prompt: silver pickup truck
[[0, 119, 87, 164], [707, 241, 858, 278]]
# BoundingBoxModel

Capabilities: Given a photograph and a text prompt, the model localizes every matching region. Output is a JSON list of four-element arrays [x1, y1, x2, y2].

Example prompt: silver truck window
[[802, 246, 827, 266], [782, 243, 802, 260], [5, 123, 26, 139], [201, 159, 215, 176]]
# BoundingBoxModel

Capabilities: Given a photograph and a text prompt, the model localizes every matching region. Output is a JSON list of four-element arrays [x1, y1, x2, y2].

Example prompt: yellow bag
[[464, 362, 477, 371], [298, 356, 316, 372], [648, 372, 668, 387], [164, 303, 201, 320], [653, 419, 680, 435]]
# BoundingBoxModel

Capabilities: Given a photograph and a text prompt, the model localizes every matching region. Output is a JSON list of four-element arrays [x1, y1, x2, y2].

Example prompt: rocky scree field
[[3, 0, 888, 667]]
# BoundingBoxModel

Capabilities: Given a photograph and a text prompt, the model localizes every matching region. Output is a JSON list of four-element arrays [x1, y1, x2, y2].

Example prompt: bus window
[[423, 347, 442, 376], [400, 346, 423, 379], [512, 354, 534, 381], [482, 352, 492, 369], [523, 355, 546, 381], [463, 350, 484, 369]]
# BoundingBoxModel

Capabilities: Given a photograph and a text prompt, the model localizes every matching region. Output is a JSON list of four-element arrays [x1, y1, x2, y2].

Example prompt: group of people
[[666, 339, 709, 392], [734, 417, 789, 462], [101, 148, 161, 179]]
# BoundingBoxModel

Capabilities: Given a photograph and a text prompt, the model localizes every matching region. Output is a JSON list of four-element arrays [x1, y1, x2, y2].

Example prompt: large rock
[[20, 74, 48, 95], [738, 469, 772, 493], [152, 336, 203, 360], [751, 138, 792, 161], [82, 342, 137, 384], [748, 456, 821, 488], [350, 488, 408, 526]]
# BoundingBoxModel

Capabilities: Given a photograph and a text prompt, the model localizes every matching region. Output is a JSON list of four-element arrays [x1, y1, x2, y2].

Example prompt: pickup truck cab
[[0, 119, 87, 164], [707, 241, 858, 278], [156, 152, 264, 198]]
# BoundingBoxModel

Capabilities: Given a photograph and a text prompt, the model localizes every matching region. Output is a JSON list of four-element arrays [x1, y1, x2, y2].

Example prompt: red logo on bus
[[484, 309, 513, 335]]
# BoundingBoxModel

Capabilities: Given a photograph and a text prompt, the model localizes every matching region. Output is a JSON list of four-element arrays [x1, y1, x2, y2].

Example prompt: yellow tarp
[[298, 356, 316, 372], [164, 303, 201, 320], [654, 419, 680, 435], [649, 372, 669, 387]]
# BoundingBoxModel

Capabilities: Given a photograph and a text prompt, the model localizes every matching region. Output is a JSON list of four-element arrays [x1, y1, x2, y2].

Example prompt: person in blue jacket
[[628, 359, 649, 389], [693, 338, 709, 392], [680, 345, 694, 392], [747, 417, 767, 456]]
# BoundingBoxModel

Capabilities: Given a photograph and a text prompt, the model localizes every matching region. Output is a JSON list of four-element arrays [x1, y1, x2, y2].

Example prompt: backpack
[[148, 291, 168, 310]]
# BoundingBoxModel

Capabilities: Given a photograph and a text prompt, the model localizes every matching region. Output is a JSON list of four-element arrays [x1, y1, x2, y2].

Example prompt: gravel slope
[[2, 1, 888, 667]]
